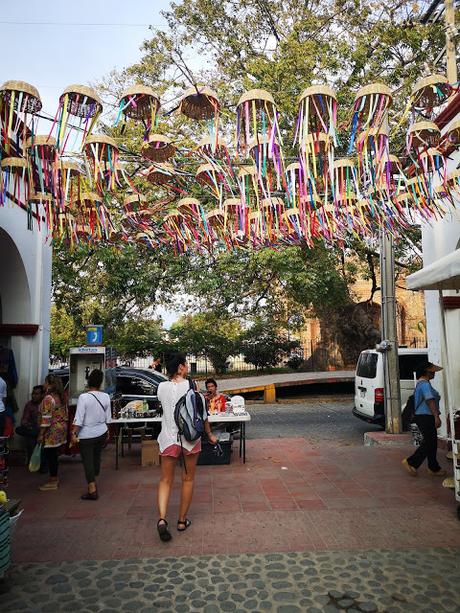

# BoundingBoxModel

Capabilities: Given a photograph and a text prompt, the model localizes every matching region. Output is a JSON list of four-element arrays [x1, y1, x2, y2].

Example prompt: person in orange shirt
[[205, 378, 226, 414]]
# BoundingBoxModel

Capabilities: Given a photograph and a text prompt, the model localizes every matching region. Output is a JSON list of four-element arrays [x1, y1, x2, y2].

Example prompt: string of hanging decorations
[[1, 75, 459, 253]]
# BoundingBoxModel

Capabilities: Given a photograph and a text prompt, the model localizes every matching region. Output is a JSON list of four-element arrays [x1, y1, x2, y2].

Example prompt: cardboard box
[[141, 440, 160, 467]]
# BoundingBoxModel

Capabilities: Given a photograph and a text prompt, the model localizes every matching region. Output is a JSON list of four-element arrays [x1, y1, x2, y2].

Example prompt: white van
[[352, 348, 428, 426]]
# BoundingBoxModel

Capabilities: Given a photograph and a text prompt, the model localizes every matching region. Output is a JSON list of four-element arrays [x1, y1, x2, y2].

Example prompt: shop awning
[[406, 249, 460, 291]]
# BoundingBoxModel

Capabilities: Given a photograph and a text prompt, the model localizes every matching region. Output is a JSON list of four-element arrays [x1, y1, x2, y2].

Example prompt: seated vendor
[[16, 385, 45, 461], [205, 378, 226, 414]]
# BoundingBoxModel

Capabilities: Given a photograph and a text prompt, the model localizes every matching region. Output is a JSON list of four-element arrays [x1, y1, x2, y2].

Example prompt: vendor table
[[110, 412, 251, 469]]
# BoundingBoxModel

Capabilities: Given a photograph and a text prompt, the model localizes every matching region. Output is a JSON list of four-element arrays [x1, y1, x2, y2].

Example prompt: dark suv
[[49, 366, 168, 410]]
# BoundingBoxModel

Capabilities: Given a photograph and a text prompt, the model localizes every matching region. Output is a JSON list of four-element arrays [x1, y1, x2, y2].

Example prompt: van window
[[356, 353, 378, 378], [398, 354, 428, 380]]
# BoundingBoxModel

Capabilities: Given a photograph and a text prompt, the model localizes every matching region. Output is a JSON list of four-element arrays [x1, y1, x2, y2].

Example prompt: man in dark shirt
[[16, 385, 45, 461]]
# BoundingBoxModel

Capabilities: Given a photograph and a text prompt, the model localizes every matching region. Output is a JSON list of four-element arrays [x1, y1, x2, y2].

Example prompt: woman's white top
[[74, 391, 112, 439], [157, 379, 197, 453]]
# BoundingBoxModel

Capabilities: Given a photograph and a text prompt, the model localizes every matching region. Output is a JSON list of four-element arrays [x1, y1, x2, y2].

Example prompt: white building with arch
[[0, 195, 52, 416]]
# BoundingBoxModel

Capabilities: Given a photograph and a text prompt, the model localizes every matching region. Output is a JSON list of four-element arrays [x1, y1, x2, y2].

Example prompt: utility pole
[[380, 228, 402, 434], [445, 0, 458, 84]]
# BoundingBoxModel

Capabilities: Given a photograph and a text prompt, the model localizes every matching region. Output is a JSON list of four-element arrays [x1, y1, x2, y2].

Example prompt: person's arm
[[71, 395, 85, 443], [37, 396, 53, 443], [203, 414, 218, 444]]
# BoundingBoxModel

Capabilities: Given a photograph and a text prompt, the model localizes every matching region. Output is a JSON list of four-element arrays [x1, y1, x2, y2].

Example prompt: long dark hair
[[45, 374, 65, 403], [166, 353, 187, 378]]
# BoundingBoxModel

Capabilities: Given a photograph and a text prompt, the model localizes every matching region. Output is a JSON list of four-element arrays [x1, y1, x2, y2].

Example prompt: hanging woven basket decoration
[[196, 162, 231, 202], [281, 207, 305, 244], [259, 197, 285, 244], [83, 134, 119, 192], [411, 75, 452, 117], [446, 118, 460, 147], [0, 156, 30, 207], [349, 83, 392, 153], [418, 148, 447, 192], [179, 86, 220, 150], [52, 85, 102, 153], [141, 134, 176, 162], [333, 158, 360, 206], [77, 191, 114, 241], [295, 85, 337, 147], [248, 134, 285, 191], [297, 132, 332, 201], [162, 209, 190, 253], [123, 194, 148, 214], [146, 162, 176, 186], [175, 197, 207, 245], [236, 89, 283, 173], [26, 135, 58, 196], [295, 86, 337, 198], [407, 121, 441, 151], [237, 164, 259, 210], [0, 81, 42, 155], [223, 197, 248, 243], [205, 208, 227, 246], [116, 85, 160, 137], [196, 135, 229, 160], [355, 126, 390, 193], [57, 160, 82, 212], [29, 191, 55, 233]]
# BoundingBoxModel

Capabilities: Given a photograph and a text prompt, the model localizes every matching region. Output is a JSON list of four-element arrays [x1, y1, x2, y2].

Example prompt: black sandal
[[177, 519, 192, 532], [157, 519, 172, 542]]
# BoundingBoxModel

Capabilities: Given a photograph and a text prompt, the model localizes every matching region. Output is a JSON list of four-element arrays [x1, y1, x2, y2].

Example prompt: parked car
[[352, 347, 429, 426], [49, 366, 168, 411]]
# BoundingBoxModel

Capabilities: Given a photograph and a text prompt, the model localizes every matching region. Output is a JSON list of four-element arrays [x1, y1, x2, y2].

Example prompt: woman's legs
[[157, 456, 177, 521], [80, 434, 107, 493], [407, 415, 441, 471], [79, 438, 97, 492], [179, 452, 199, 522], [43, 447, 59, 481]]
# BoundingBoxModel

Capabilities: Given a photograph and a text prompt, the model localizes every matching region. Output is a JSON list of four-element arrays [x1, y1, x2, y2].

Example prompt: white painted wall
[[0, 199, 52, 418], [420, 115, 460, 438]]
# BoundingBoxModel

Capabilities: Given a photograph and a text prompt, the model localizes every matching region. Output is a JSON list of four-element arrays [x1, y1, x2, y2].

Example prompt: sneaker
[[442, 477, 455, 489], [39, 481, 58, 491], [402, 458, 417, 476], [427, 468, 447, 477]]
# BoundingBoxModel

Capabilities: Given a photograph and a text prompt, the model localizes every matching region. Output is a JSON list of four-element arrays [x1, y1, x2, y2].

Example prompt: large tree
[[53, 1, 444, 366]]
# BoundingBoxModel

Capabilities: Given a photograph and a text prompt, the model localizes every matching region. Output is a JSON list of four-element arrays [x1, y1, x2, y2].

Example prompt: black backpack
[[401, 384, 423, 431]]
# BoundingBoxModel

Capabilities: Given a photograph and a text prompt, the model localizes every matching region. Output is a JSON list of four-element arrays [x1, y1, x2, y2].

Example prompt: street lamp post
[[380, 227, 402, 434]]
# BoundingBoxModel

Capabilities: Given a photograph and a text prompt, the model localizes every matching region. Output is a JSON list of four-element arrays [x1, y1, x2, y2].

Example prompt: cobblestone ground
[[3, 547, 459, 612]]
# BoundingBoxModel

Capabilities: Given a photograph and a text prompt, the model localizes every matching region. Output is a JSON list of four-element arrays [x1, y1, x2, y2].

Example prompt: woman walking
[[37, 375, 67, 491], [72, 369, 111, 500], [402, 361, 447, 477], [156, 354, 217, 542]]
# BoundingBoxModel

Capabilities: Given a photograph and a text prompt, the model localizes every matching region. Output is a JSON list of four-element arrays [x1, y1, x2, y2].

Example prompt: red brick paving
[[8, 437, 460, 562]]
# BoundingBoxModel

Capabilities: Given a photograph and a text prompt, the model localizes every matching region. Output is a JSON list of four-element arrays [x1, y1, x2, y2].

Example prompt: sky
[[1, 0, 171, 115], [2, 0, 184, 328]]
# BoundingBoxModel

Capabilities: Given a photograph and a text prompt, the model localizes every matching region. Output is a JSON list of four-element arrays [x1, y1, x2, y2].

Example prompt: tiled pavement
[[3, 437, 460, 612], [8, 437, 460, 562]]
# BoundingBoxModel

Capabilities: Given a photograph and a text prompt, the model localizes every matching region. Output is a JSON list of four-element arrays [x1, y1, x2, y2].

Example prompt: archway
[[0, 227, 32, 326]]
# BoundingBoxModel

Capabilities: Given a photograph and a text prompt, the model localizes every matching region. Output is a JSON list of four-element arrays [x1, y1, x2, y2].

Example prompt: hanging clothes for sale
[[0, 347, 18, 388]]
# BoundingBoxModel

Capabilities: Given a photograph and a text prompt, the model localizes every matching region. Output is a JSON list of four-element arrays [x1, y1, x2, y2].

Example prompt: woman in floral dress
[[37, 374, 67, 491]]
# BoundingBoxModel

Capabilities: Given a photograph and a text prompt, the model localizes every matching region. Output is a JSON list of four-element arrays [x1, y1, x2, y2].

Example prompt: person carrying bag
[[71, 369, 112, 500]]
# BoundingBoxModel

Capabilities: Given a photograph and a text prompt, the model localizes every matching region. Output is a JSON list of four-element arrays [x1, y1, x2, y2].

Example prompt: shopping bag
[[28, 443, 42, 472]]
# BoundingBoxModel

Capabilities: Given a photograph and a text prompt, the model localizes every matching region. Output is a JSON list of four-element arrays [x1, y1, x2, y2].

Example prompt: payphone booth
[[69, 346, 106, 406]]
